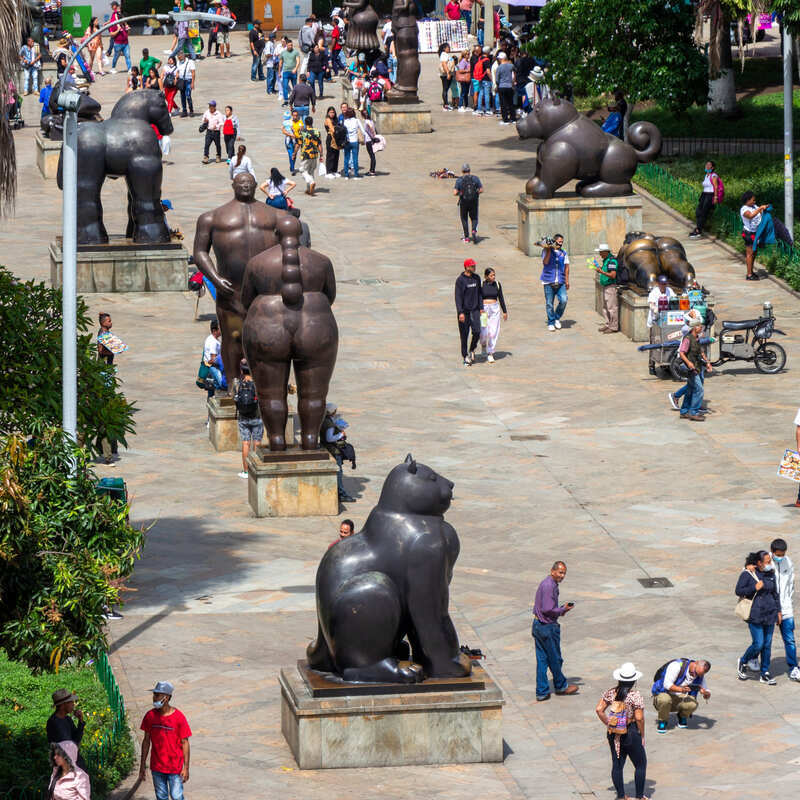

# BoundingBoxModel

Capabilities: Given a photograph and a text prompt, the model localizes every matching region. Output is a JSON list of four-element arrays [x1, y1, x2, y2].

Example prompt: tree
[[0, 0, 25, 213], [0, 428, 145, 670], [532, 0, 708, 114], [0, 267, 136, 450]]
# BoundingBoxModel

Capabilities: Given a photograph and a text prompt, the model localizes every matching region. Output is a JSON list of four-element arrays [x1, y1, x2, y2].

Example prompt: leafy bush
[[0, 267, 136, 453], [0, 429, 145, 671], [0, 650, 133, 798]]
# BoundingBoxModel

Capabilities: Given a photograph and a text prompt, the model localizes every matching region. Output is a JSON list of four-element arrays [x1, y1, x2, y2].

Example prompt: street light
[[783, 27, 794, 238], [56, 10, 233, 442]]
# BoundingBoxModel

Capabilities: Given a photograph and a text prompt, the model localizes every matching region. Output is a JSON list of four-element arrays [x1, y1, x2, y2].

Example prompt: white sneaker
[[554, 320, 562, 329], [790, 667, 800, 682], [238, 471, 248, 479], [110, 68, 117, 74], [457, 107, 466, 113], [548, 324, 556, 331], [466, 352, 474, 365], [487, 354, 495, 363]]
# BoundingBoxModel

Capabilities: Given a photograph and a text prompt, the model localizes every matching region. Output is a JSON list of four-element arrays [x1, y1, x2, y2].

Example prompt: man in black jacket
[[306, 42, 327, 100], [47, 689, 87, 768], [289, 74, 316, 116], [454, 258, 483, 366]]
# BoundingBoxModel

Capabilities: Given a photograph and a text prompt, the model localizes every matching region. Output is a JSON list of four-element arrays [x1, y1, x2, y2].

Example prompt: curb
[[633, 183, 800, 303]]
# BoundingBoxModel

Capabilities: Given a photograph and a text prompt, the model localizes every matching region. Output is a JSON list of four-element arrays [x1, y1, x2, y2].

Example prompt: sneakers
[[463, 358, 471, 367], [790, 667, 800, 681], [688, 230, 701, 239], [656, 720, 668, 734], [676, 716, 688, 728], [747, 658, 760, 672], [746, 274, 760, 281], [202, 156, 209, 164], [487, 354, 495, 363], [457, 106, 467, 113], [548, 324, 556, 331], [103, 608, 124, 620], [238, 471, 248, 479], [466, 351, 475, 365], [760, 672, 777, 685], [536, 693, 550, 701], [462, 237, 471, 243], [737, 657, 748, 680], [668, 392, 679, 410], [554, 320, 562, 330]]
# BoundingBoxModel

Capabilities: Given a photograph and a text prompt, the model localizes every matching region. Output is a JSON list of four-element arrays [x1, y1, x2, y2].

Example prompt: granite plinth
[[35, 131, 61, 179], [371, 101, 432, 135], [517, 192, 643, 257], [247, 447, 338, 517], [49, 237, 189, 292], [207, 396, 239, 452], [280, 661, 504, 769]]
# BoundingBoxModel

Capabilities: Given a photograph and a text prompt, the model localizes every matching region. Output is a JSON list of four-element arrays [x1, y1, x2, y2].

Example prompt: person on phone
[[532, 561, 578, 701], [47, 690, 87, 770], [740, 190, 768, 281], [651, 658, 711, 733]]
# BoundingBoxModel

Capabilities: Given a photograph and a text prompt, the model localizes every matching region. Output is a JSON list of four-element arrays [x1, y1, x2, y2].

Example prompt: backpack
[[651, 658, 691, 696], [333, 123, 347, 148], [367, 81, 384, 102], [234, 379, 259, 417], [460, 175, 478, 203], [163, 70, 176, 89], [606, 700, 628, 735], [713, 173, 724, 203]]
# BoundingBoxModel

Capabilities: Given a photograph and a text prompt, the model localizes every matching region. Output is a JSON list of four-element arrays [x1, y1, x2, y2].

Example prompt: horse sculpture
[[55, 89, 173, 245]]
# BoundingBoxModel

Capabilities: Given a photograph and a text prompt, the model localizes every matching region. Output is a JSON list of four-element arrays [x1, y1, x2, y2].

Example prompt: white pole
[[484, 0, 494, 47], [783, 26, 794, 238], [61, 108, 78, 441]]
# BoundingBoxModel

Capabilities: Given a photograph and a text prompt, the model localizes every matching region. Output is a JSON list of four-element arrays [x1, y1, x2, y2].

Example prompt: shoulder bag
[[735, 568, 757, 621]]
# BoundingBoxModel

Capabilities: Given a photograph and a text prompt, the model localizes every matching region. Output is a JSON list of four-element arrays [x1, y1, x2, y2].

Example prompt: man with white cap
[[647, 274, 675, 376], [139, 680, 192, 800], [595, 243, 619, 334]]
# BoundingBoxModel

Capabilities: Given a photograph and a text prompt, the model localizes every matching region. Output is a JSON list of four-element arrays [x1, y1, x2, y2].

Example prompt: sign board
[[62, 5, 92, 37], [778, 449, 800, 482], [281, 0, 311, 30]]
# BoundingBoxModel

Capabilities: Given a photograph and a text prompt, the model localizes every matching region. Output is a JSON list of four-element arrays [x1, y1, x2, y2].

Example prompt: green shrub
[[0, 650, 133, 798]]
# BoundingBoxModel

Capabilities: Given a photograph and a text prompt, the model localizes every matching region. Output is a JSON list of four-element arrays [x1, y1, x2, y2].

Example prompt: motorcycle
[[708, 302, 787, 374]]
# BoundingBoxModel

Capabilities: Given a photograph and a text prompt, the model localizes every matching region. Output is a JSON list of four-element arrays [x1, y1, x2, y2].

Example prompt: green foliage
[[0, 429, 145, 671], [0, 650, 133, 798], [531, 0, 708, 112], [770, 1, 800, 35], [0, 267, 136, 452], [630, 88, 800, 138]]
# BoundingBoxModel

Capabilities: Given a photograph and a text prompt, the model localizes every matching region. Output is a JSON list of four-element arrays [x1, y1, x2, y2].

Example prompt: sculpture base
[[247, 448, 339, 517], [340, 77, 354, 107], [49, 236, 188, 292], [280, 661, 504, 769], [516, 192, 643, 257], [371, 101, 432, 135], [207, 397, 238, 452], [35, 130, 61, 179]]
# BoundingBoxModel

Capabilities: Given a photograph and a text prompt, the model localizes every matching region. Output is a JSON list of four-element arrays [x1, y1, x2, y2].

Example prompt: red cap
[[463, 258, 476, 268]]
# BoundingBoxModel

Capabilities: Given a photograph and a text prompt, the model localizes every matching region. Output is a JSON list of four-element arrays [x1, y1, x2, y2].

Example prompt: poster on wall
[[281, 0, 311, 30], [62, 4, 92, 36]]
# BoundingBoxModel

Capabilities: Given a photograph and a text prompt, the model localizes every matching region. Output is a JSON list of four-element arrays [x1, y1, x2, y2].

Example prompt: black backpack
[[460, 175, 478, 203], [333, 124, 347, 149], [234, 379, 259, 417]]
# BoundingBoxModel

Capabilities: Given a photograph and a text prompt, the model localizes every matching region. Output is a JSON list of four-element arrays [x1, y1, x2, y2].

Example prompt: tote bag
[[735, 569, 756, 621]]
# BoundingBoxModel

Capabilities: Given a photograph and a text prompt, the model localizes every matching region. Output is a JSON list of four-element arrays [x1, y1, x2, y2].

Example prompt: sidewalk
[[3, 35, 800, 799]]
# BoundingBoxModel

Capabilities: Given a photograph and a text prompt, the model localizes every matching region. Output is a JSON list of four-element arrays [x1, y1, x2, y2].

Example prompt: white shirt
[[702, 172, 716, 192], [203, 333, 220, 362], [229, 155, 256, 179], [381, 20, 392, 43], [661, 660, 707, 696], [343, 116, 365, 143], [647, 286, 675, 327], [176, 59, 195, 81], [267, 178, 289, 198], [741, 204, 762, 233], [202, 109, 225, 130]]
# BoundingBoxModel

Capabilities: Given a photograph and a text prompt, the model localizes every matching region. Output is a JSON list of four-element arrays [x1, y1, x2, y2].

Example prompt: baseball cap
[[657, 274, 668, 284], [161, 199, 173, 210], [464, 258, 476, 268], [594, 242, 611, 252], [462, 163, 470, 172], [150, 681, 175, 696], [208, 99, 217, 106]]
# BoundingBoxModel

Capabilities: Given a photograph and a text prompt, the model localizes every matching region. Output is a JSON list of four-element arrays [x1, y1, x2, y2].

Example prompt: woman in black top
[[736, 550, 780, 684], [479, 268, 507, 363]]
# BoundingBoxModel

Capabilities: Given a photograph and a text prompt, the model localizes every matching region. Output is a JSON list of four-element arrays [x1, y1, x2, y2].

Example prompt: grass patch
[[0, 650, 133, 798]]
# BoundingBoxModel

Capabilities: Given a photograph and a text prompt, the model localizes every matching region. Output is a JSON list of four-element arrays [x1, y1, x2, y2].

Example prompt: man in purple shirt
[[532, 561, 578, 700]]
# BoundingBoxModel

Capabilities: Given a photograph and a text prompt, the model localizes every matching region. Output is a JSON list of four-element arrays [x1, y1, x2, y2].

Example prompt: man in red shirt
[[139, 681, 192, 800], [330, 17, 344, 76]]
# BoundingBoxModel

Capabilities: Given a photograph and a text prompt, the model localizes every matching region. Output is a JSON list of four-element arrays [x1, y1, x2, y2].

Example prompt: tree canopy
[[532, 0, 708, 112]]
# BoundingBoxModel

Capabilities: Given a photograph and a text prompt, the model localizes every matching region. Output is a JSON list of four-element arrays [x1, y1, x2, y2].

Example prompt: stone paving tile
[[4, 32, 800, 799]]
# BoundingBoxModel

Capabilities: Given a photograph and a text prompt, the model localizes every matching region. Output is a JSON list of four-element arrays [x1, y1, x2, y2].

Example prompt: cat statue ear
[[404, 453, 417, 474]]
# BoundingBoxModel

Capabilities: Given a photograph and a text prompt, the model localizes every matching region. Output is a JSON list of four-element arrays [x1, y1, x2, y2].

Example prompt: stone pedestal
[[35, 131, 61, 179], [49, 237, 189, 292], [340, 77, 354, 107], [280, 661, 504, 769], [207, 397, 239, 452], [247, 448, 339, 518], [517, 193, 643, 257], [371, 101, 432, 135]]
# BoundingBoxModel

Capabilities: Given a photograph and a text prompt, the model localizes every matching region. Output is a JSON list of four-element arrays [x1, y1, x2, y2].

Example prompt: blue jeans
[[251, 51, 264, 80], [267, 194, 288, 210], [282, 70, 297, 101], [461, 8, 472, 29], [343, 141, 359, 176], [308, 70, 324, 98], [780, 616, 798, 670], [266, 65, 276, 93], [543, 283, 567, 326], [742, 622, 775, 675], [388, 54, 397, 82], [679, 372, 704, 416], [335, 452, 345, 494], [477, 80, 491, 112], [170, 37, 194, 60], [112, 42, 131, 70], [532, 619, 567, 697], [22, 66, 38, 94], [152, 772, 184, 800], [293, 104, 309, 119], [674, 367, 704, 401]]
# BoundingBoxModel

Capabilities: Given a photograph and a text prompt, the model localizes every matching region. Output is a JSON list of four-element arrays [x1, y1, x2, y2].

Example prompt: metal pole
[[783, 26, 794, 238], [484, 0, 494, 48], [61, 108, 78, 441]]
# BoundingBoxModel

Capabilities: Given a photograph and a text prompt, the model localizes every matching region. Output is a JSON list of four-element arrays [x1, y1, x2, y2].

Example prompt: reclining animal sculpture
[[618, 232, 695, 289]]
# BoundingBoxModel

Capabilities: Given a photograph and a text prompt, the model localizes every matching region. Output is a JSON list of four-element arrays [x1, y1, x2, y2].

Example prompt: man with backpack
[[234, 360, 262, 478], [651, 658, 711, 733], [453, 164, 483, 244]]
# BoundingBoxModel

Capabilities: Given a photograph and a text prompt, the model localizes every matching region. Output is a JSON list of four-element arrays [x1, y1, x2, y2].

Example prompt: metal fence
[[661, 137, 800, 156], [1, 653, 128, 800], [634, 162, 800, 286]]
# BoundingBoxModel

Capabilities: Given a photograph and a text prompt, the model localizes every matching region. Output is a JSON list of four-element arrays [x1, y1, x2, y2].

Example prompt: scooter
[[708, 301, 786, 374]]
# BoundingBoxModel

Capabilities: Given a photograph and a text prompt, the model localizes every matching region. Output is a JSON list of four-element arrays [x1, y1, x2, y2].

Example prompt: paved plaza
[[5, 33, 800, 798]]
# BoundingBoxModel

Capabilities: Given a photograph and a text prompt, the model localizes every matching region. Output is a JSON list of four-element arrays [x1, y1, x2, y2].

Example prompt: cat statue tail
[[627, 121, 662, 164]]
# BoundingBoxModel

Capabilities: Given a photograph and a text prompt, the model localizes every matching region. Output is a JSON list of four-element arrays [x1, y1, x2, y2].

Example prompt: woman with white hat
[[595, 662, 648, 800]]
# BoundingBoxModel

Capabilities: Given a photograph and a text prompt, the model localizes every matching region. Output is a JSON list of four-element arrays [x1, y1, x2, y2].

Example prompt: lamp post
[[56, 10, 232, 442], [783, 26, 794, 238]]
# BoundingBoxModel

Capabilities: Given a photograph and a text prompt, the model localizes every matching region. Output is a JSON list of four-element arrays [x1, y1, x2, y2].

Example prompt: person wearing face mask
[[688, 161, 720, 239], [736, 551, 781, 685], [139, 681, 192, 800], [750, 539, 800, 682]]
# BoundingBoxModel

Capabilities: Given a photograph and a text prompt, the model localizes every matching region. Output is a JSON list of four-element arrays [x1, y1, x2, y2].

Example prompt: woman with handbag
[[595, 663, 647, 800], [455, 50, 472, 112], [438, 43, 455, 111], [360, 109, 378, 176], [736, 550, 781, 684], [259, 167, 296, 210], [323, 106, 340, 177]]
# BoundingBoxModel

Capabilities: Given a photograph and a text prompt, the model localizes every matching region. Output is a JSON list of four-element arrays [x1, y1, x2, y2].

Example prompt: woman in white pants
[[480, 267, 507, 362]]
